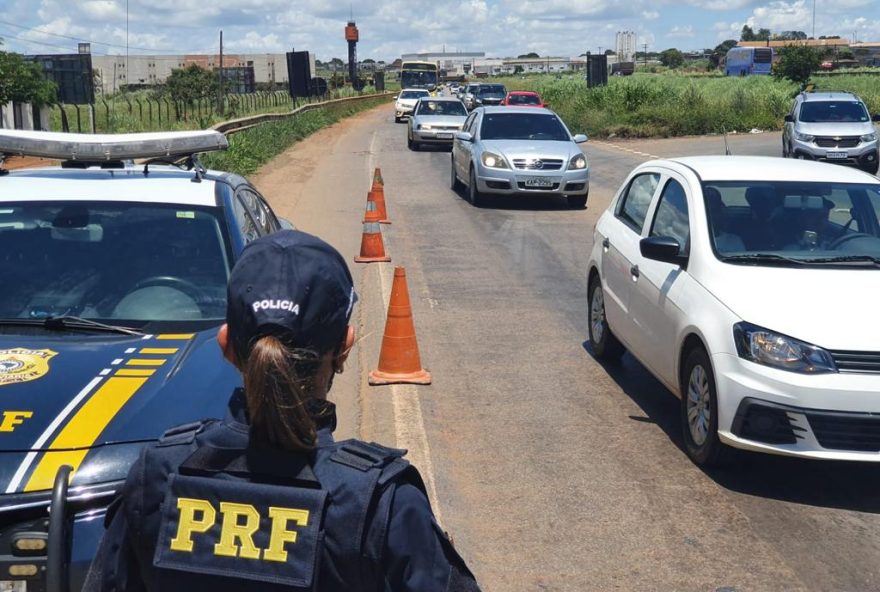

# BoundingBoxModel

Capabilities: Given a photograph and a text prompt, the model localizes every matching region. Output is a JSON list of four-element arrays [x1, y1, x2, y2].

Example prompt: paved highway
[[252, 105, 880, 592]]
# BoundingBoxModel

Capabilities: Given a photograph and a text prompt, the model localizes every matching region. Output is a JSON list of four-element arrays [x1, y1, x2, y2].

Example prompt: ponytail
[[242, 334, 321, 451]]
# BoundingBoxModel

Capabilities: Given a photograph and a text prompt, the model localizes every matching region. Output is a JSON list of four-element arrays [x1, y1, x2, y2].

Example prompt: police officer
[[87, 230, 481, 592]]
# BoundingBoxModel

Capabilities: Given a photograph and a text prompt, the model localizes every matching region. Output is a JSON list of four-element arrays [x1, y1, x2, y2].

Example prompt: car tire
[[587, 278, 625, 361], [450, 156, 463, 192], [567, 195, 587, 209], [680, 346, 731, 467], [782, 140, 788, 158], [864, 158, 879, 176], [408, 133, 418, 151], [467, 166, 484, 207]]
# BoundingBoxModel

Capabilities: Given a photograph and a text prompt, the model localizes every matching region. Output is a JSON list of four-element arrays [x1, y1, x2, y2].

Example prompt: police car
[[0, 129, 290, 592]]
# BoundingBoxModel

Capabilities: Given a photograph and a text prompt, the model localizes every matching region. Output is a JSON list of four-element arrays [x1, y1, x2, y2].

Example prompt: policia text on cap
[[84, 230, 481, 592]]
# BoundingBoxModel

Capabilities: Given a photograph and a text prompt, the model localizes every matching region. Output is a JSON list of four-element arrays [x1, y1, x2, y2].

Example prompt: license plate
[[826, 151, 848, 159], [0, 582, 27, 592], [437, 133, 453, 139], [524, 177, 554, 188]]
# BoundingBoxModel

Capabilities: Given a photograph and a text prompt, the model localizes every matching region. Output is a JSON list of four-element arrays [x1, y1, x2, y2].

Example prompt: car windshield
[[478, 85, 506, 98], [480, 113, 569, 141], [508, 94, 541, 105], [416, 100, 467, 116], [704, 181, 880, 265], [800, 101, 869, 123], [0, 202, 231, 326], [400, 90, 429, 99]]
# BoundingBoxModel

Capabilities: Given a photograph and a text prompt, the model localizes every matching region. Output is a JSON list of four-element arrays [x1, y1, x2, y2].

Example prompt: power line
[[0, 17, 208, 53], [0, 29, 106, 53]]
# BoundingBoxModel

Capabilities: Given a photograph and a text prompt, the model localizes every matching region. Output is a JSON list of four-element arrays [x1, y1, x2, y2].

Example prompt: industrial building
[[616, 31, 637, 63]]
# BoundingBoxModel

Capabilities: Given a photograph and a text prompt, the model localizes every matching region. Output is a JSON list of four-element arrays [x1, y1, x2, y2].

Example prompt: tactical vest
[[134, 421, 427, 592]]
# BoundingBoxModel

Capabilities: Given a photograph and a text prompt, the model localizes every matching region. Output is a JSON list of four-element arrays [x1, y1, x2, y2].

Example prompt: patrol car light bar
[[0, 130, 228, 161]]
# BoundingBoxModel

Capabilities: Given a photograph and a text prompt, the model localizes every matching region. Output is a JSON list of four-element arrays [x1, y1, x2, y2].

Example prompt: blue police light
[[0, 130, 228, 161]]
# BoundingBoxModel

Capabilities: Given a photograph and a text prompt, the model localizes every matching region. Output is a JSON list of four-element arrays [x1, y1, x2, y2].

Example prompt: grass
[[201, 95, 390, 176], [488, 72, 880, 138]]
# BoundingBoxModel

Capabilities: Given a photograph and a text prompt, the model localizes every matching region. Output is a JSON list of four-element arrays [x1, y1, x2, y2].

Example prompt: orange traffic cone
[[369, 267, 432, 386], [354, 222, 391, 263], [369, 186, 391, 224], [373, 167, 384, 187]]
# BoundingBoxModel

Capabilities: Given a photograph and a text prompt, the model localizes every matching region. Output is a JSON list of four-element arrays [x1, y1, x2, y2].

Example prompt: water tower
[[345, 21, 360, 89]]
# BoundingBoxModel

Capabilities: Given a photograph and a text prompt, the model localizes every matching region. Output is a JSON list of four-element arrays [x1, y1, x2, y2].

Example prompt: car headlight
[[733, 322, 836, 374], [861, 132, 877, 142], [795, 132, 815, 143], [419, 124, 432, 130], [569, 154, 587, 170], [481, 151, 509, 169]]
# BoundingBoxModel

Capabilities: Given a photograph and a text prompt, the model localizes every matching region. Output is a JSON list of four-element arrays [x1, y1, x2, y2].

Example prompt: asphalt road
[[256, 106, 880, 592]]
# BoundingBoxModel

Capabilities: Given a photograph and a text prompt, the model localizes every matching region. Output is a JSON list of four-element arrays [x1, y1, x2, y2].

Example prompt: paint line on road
[[591, 140, 661, 160]]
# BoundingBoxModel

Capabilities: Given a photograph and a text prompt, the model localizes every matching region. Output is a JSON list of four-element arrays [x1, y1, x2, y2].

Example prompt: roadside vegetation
[[494, 72, 879, 138], [201, 95, 389, 176]]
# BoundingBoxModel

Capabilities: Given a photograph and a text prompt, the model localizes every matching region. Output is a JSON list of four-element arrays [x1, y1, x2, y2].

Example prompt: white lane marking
[[99, 368, 111, 376], [592, 140, 661, 160], [6, 375, 104, 493], [365, 131, 443, 523], [141, 334, 153, 340], [111, 358, 123, 365], [125, 347, 136, 354]]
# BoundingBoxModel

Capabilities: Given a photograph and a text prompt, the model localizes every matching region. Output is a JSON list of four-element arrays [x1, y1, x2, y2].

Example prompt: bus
[[400, 61, 439, 90], [725, 47, 774, 76]]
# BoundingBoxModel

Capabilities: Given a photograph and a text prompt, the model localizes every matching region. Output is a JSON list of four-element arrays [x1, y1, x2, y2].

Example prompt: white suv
[[588, 156, 880, 466]]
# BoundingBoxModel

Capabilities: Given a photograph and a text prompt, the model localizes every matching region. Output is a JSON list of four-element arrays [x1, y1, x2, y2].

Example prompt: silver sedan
[[450, 107, 590, 209], [407, 98, 469, 151]]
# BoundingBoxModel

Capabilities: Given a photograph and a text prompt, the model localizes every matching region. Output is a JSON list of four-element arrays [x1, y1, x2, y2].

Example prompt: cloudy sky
[[0, 0, 878, 61]]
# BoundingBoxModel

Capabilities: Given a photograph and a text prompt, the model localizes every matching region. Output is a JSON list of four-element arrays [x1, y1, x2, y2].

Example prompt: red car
[[500, 91, 547, 108]]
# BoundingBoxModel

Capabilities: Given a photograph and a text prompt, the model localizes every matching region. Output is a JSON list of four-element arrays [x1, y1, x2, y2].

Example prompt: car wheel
[[567, 195, 587, 209], [408, 133, 418, 151], [450, 156, 463, 191], [467, 166, 484, 207], [680, 346, 730, 467], [864, 158, 879, 176], [782, 140, 788, 158], [587, 278, 624, 361]]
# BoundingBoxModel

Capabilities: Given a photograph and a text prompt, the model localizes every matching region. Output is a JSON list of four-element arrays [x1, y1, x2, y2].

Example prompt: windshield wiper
[[800, 255, 880, 267], [0, 316, 143, 335], [720, 253, 807, 266]]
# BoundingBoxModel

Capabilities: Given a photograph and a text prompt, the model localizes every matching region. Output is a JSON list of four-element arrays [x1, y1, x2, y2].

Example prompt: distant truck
[[611, 62, 635, 76]]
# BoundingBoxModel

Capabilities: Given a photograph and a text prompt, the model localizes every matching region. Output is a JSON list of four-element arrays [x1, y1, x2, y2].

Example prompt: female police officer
[[87, 230, 480, 592]]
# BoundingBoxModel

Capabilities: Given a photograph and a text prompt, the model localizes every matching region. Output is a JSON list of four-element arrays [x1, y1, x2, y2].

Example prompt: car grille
[[815, 136, 860, 148], [830, 350, 880, 374], [805, 412, 880, 452], [430, 125, 461, 131], [512, 158, 563, 171]]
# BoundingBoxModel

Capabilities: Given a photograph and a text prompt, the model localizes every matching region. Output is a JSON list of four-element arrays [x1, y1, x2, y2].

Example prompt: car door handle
[[630, 265, 640, 279], [602, 237, 610, 249]]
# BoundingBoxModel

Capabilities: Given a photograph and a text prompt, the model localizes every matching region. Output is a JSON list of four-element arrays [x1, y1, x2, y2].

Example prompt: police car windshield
[[0, 201, 232, 327]]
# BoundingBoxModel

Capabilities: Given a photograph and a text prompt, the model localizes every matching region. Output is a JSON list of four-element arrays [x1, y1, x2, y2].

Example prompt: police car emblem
[[0, 348, 58, 386]]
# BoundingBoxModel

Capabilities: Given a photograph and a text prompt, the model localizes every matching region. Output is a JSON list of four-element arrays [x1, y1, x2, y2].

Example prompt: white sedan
[[587, 156, 880, 466]]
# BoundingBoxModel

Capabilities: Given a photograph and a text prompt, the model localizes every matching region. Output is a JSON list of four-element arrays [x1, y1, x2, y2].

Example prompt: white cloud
[[667, 25, 696, 38]]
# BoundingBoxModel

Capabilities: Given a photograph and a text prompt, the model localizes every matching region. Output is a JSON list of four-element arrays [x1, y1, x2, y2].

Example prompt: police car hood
[[0, 330, 239, 492]]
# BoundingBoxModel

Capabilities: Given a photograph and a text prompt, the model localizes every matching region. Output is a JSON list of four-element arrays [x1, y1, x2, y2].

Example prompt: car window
[[233, 192, 260, 243], [617, 173, 660, 233], [650, 179, 690, 254], [463, 112, 478, 134], [509, 94, 540, 105], [799, 101, 869, 123], [479, 113, 568, 141], [417, 100, 467, 116]]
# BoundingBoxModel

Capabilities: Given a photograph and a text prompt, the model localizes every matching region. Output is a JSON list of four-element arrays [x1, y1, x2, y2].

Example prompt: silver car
[[783, 90, 880, 175], [394, 88, 431, 123], [407, 97, 468, 151], [450, 107, 590, 208]]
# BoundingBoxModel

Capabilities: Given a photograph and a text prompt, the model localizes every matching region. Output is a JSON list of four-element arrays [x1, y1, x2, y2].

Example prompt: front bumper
[[413, 129, 460, 144], [713, 352, 880, 460], [792, 138, 879, 169], [474, 162, 590, 196], [395, 105, 415, 119]]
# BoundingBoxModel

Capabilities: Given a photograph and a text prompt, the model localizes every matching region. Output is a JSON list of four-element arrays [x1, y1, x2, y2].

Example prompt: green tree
[[161, 64, 220, 104], [709, 39, 738, 69], [774, 45, 821, 86], [778, 30, 807, 41], [756, 28, 771, 41], [517, 52, 540, 58], [741, 25, 756, 41], [659, 48, 684, 68], [0, 46, 57, 106], [513, 65, 524, 74]]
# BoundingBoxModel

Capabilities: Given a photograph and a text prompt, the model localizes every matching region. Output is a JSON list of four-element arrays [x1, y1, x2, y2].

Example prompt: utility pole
[[125, 0, 129, 91], [643, 43, 648, 67], [217, 30, 224, 114], [812, 0, 816, 39]]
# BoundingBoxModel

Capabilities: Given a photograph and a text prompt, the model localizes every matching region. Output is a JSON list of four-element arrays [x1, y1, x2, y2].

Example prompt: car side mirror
[[455, 132, 474, 142], [279, 218, 295, 231], [873, 114, 880, 122], [393, 95, 399, 100], [573, 134, 588, 143], [640, 236, 687, 267], [784, 114, 794, 123]]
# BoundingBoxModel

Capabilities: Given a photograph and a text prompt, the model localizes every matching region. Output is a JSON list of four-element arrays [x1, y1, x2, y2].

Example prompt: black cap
[[226, 230, 357, 360]]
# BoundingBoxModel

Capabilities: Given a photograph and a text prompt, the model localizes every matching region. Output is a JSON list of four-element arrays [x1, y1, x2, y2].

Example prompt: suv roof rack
[[0, 130, 228, 162]]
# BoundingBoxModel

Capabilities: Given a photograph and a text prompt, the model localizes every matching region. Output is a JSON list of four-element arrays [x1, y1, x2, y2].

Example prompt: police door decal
[[155, 474, 326, 589]]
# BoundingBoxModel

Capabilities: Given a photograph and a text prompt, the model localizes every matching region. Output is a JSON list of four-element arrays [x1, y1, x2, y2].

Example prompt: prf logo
[[0, 348, 58, 386]]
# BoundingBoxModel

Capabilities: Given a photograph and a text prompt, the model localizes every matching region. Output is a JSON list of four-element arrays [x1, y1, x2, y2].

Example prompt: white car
[[587, 156, 880, 466], [394, 88, 431, 122]]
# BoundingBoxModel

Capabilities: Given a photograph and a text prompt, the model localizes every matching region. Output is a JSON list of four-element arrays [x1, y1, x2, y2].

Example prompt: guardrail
[[213, 92, 395, 136]]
